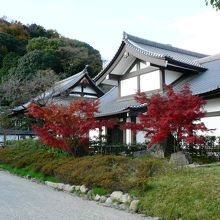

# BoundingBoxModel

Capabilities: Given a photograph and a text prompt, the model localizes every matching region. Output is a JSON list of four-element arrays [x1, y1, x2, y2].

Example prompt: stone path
[[0, 171, 155, 220]]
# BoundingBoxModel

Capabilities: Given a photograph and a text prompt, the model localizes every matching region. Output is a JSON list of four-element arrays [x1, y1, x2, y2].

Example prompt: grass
[[0, 163, 58, 182], [138, 165, 220, 220], [91, 186, 108, 196]]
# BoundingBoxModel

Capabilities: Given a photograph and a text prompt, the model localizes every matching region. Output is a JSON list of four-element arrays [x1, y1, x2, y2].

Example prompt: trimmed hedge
[[0, 140, 167, 192]]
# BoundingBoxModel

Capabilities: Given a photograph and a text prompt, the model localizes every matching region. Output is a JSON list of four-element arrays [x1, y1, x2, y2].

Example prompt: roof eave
[[166, 57, 207, 72], [84, 73, 104, 97], [95, 109, 129, 118], [124, 32, 208, 58], [198, 88, 220, 98], [94, 42, 126, 83]]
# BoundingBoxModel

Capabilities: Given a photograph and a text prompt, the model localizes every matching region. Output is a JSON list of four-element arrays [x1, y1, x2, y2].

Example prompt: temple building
[[92, 32, 220, 144], [13, 32, 220, 146]]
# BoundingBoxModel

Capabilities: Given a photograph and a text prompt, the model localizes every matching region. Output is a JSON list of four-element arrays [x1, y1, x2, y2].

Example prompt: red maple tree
[[125, 85, 208, 151], [27, 99, 115, 156]]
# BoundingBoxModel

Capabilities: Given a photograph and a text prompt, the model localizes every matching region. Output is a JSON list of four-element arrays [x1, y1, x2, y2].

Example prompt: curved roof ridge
[[55, 67, 87, 85], [124, 32, 208, 58], [126, 39, 166, 59], [197, 53, 220, 64], [93, 42, 125, 82]]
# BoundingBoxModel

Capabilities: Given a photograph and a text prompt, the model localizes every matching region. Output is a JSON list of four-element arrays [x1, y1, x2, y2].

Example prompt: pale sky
[[0, 0, 219, 61]]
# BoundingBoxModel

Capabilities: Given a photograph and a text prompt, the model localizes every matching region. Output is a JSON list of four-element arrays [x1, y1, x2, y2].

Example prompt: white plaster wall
[[140, 70, 160, 92], [72, 86, 96, 94], [121, 77, 137, 96], [101, 126, 107, 142], [130, 64, 137, 72], [201, 116, 220, 136], [204, 98, 220, 113], [101, 126, 107, 136], [84, 86, 96, 94], [140, 61, 150, 69], [136, 131, 146, 143], [72, 85, 81, 92], [136, 117, 146, 143], [89, 128, 99, 140], [165, 70, 183, 85], [126, 118, 132, 144]]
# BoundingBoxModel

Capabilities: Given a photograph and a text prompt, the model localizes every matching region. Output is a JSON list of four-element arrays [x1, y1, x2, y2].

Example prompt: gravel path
[[0, 171, 154, 220]]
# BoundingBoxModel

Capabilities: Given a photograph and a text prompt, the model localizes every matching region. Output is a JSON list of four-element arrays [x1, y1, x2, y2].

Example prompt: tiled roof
[[94, 32, 208, 82], [40, 70, 86, 100], [124, 32, 207, 69], [13, 67, 104, 113], [173, 54, 220, 95], [97, 87, 141, 117]]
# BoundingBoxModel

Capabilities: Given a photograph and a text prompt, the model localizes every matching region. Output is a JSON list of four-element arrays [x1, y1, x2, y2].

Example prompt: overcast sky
[[0, 0, 219, 61]]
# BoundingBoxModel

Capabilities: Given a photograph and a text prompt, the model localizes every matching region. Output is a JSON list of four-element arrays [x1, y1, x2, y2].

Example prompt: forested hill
[[0, 18, 102, 80]]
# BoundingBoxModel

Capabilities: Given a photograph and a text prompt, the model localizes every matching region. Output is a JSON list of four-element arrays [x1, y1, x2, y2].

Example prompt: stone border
[[44, 181, 141, 213]]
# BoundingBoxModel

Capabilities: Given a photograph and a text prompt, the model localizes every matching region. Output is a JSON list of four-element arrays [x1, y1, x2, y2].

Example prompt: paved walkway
[[0, 171, 154, 220]]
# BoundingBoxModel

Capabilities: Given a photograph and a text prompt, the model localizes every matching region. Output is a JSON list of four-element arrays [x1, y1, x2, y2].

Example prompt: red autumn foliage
[[26, 99, 115, 156], [124, 85, 208, 149]]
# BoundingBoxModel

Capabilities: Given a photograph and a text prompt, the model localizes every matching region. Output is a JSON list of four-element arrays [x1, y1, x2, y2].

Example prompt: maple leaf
[[125, 84, 209, 151], [26, 99, 116, 156]]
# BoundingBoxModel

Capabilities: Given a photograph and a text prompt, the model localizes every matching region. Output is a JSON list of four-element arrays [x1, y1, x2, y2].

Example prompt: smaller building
[[12, 66, 104, 115]]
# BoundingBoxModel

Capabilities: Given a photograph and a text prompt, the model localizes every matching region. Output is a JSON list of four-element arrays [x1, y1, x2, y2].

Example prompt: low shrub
[[0, 143, 168, 192], [6, 139, 70, 157], [6, 139, 46, 149]]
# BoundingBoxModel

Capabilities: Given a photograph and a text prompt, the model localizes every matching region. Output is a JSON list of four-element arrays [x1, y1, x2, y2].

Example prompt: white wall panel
[[165, 70, 183, 85], [121, 77, 137, 96], [136, 117, 146, 143], [140, 70, 160, 92], [126, 118, 132, 144], [89, 128, 99, 140], [204, 98, 220, 113], [201, 116, 220, 136], [84, 86, 96, 94]]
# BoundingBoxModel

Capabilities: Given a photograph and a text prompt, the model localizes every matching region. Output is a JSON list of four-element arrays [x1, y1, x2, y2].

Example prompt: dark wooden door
[[107, 125, 123, 144]]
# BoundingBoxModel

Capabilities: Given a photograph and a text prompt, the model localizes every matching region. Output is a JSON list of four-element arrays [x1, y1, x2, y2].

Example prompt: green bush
[[6, 139, 70, 157], [6, 139, 46, 148], [0, 143, 167, 192]]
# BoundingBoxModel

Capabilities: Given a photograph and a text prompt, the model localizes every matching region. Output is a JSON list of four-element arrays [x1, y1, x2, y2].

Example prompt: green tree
[[0, 52, 20, 80], [27, 37, 66, 52], [205, 0, 220, 9], [0, 32, 26, 55], [0, 17, 102, 84], [0, 19, 29, 41], [27, 23, 60, 39], [58, 38, 102, 78], [12, 50, 60, 78]]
